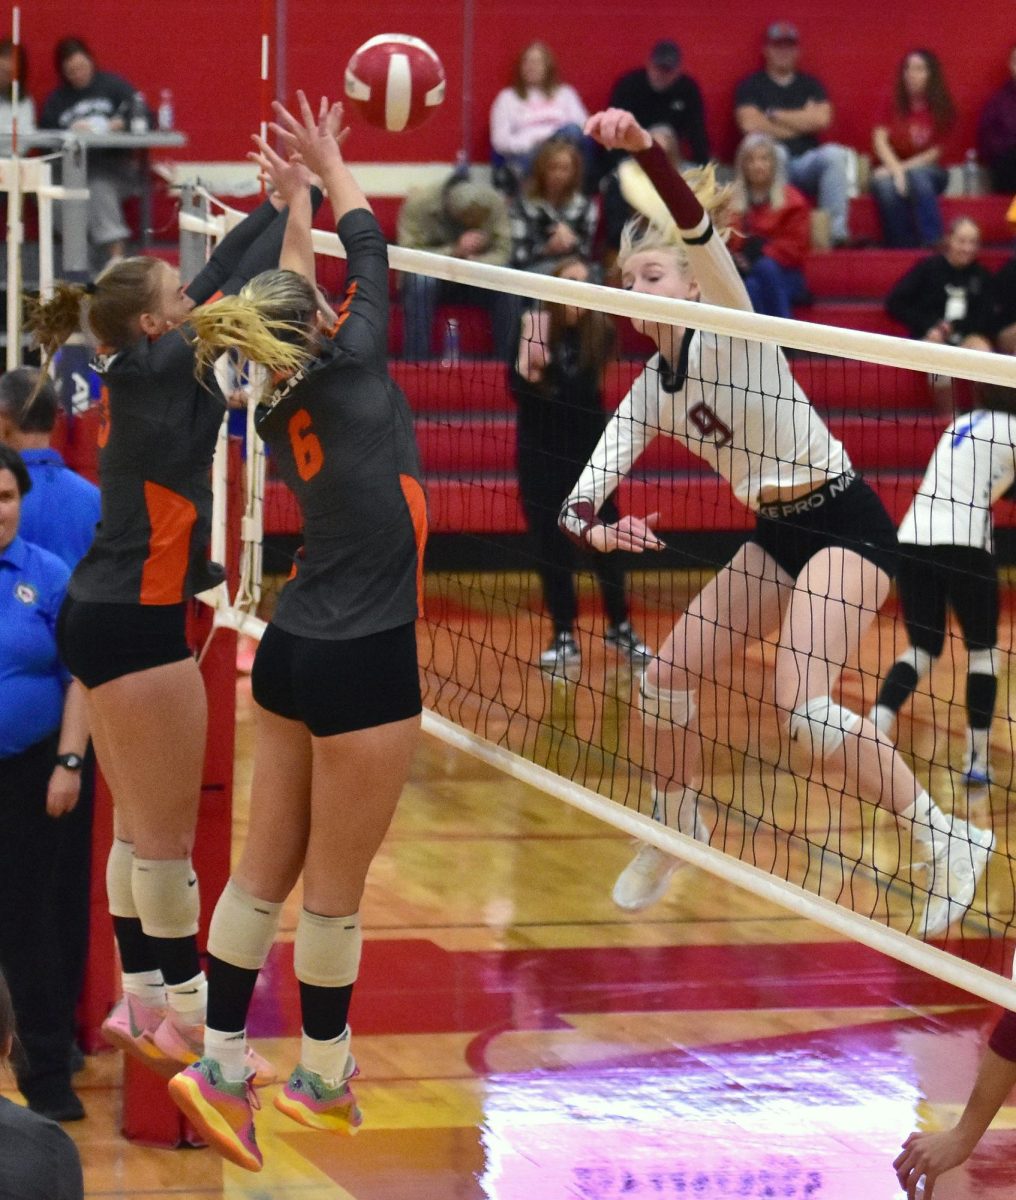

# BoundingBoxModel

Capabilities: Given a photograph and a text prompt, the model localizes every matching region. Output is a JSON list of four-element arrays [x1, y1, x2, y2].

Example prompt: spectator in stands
[[510, 139, 598, 276], [0, 968, 83, 1198], [397, 173, 518, 361], [886, 217, 995, 413], [728, 132, 811, 318], [489, 42, 588, 195], [0, 38, 35, 153], [39, 37, 146, 264], [871, 50, 954, 248], [735, 21, 852, 247], [977, 45, 1016, 194], [0, 444, 89, 1123], [994, 252, 1016, 356], [608, 41, 710, 167], [511, 257, 651, 678]]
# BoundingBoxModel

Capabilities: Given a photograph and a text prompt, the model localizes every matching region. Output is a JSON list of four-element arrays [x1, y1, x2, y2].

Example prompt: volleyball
[[344, 35, 446, 133]]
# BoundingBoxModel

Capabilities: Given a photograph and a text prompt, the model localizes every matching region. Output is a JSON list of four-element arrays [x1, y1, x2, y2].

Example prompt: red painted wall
[[7, 1, 1013, 165]]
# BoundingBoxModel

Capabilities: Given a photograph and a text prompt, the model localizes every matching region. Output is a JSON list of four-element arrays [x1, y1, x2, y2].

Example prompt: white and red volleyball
[[344, 34, 445, 133]]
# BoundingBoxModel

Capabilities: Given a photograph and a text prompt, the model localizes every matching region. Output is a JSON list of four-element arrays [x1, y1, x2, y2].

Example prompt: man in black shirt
[[609, 41, 710, 166], [734, 22, 852, 245], [600, 41, 710, 257]]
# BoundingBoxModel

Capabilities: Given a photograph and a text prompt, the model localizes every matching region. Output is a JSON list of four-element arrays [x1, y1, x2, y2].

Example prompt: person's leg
[[613, 544, 792, 909], [275, 713, 419, 1128], [949, 551, 1001, 781], [870, 547, 946, 735], [87, 169, 131, 260], [0, 738, 80, 1119], [522, 486, 578, 636], [908, 165, 947, 247], [989, 150, 1016, 195], [776, 548, 992, 935], [590, 498, 630, 630], [813, 145, 851, 243], [871, 172, 913, 248], [88, 658, 208, 1033], [54, 750, 94, 1051], [745, 255, 791, 318], [400, 272, 441, 360]]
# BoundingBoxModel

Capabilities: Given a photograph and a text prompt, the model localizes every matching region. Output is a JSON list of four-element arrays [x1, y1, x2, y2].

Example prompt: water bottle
[[129, 91, 149, 134], [963, 148, 979, 196], [441, 317, 460, 366], [157, 88, 175, 132]]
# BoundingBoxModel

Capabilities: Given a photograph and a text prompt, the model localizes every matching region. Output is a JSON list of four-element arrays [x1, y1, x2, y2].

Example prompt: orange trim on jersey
[[140, 482, 197, 605], [96, 386, 111, 448], [204, 289, 224, 306], [324, 280, 359, 336], [399, 474, 428, 618]]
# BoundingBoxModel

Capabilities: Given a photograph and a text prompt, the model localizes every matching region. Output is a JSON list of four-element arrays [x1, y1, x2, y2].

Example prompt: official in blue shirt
[[0, 368, 100, 570], [0, 444, 90, 1123]]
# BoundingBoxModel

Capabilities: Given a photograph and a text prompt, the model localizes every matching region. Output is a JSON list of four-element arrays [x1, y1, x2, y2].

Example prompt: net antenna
[[180, 193, 1016, 1011]]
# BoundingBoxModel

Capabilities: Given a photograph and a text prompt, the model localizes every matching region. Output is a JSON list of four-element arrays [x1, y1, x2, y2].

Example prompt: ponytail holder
[[83, 281, 97, 295]]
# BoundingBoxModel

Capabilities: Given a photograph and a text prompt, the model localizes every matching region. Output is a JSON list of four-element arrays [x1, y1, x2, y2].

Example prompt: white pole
[[37, 162, 54, 300], [5, 6, 23, 369]]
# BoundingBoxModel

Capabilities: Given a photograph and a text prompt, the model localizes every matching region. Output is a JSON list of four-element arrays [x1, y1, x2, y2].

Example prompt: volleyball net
[[180, 192, 1016, 1010]]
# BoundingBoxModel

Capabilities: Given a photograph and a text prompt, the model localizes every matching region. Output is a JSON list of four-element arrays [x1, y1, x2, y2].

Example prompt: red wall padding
[[12, 1, 1015, 165]]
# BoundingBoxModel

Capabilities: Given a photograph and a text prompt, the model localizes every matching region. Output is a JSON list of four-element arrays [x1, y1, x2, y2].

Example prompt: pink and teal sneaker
[[273, 1061, 363, 1133], [168, 1058, 262, 1172]]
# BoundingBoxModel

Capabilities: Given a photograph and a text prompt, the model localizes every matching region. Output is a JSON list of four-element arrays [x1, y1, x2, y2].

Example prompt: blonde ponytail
[[617, 161, 733, 273], [187, 269, 320, 380]]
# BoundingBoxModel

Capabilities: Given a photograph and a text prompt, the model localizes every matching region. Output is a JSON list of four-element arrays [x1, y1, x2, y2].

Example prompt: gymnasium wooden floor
[[8, 571, 1016, 1198]]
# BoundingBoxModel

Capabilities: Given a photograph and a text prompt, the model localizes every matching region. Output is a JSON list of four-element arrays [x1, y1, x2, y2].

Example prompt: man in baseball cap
[[735, 21, 853, 245]]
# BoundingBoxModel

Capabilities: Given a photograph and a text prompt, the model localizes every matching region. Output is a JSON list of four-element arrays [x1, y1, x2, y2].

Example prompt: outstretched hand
[[584, 108, 653, 154], [269, 90, 349, 179], [587, 512, 665, 554], [248, 136, 314, 205]]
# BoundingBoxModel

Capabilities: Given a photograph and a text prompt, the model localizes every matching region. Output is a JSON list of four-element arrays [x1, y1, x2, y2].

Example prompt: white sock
[[166, 972, 208, 1027], [205, 1026, 248, 1083], [301, 1025, 351, 1088], [902, 790, 952, 846], [870, 705, 895, 736], [122, 969, 166, 1008], [967, 728, 989, 768]]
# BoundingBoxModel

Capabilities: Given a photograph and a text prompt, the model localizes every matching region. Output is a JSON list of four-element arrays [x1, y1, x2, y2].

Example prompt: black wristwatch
[[55, 753, 84, 771]]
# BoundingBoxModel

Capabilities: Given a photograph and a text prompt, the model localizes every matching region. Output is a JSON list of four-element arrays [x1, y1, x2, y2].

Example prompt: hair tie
[[83, 281, 97, 295]]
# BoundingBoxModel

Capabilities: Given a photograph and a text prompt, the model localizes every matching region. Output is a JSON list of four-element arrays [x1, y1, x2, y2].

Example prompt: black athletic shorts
[[251, 620, 422, 737], [748, 471, 899, 581], [896, 542, 998, 656], [57, 597, 192, 688]]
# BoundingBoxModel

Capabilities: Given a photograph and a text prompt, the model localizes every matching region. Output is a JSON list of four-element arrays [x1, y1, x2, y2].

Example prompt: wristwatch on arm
[[55, 752, 84, 771]]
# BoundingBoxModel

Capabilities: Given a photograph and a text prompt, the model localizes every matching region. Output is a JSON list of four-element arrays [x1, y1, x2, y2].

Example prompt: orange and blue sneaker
[[168, 1058, 262, 1172], [152, 1018, 278, 1087], [273, 1061, 363, 1133], [101, 994, 174, 1074]]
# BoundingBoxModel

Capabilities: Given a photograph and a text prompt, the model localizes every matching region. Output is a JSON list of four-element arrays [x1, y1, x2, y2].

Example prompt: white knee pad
[[899, 646, 934, 680], [968, 648, 998, 677], [106, 839, 138, 919], [207, 879, 283, 971], [294, 910, 362, 989], [132, 858, 200, 940], [640, 679, 697, 727], [789, 695, 862, 759]]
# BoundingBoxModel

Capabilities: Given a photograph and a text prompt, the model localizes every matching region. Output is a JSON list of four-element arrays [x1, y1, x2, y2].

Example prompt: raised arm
[[588, 107, 752, 311], [271, 93, 387, 367]]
